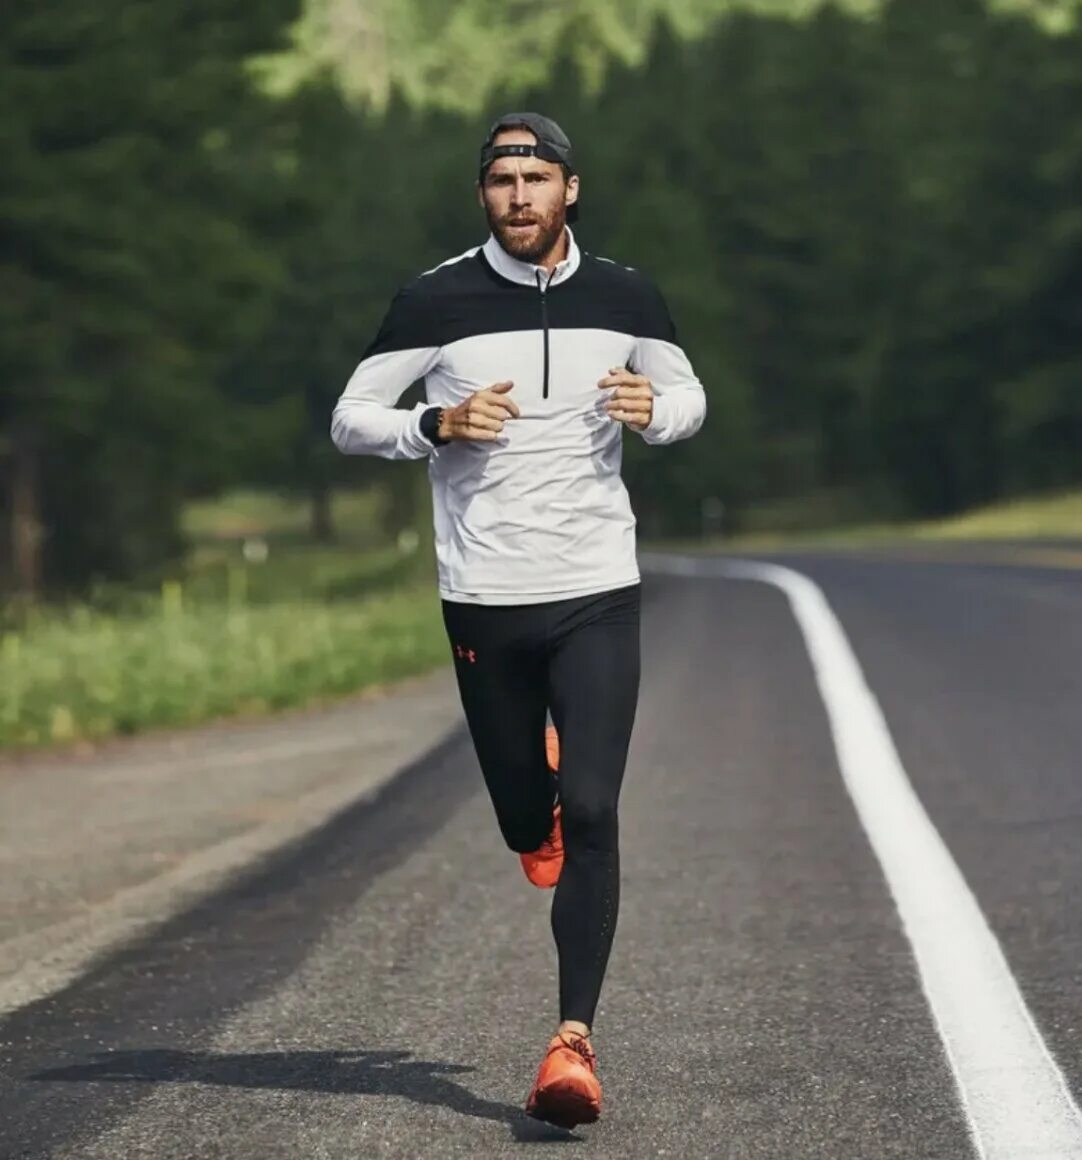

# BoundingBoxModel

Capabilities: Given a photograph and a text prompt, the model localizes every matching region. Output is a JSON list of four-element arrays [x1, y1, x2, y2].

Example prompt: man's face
[[478, 129, 580, 263]]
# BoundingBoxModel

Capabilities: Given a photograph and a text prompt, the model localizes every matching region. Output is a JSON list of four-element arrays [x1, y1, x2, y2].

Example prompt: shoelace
[[556, 1033, 596, 1068]]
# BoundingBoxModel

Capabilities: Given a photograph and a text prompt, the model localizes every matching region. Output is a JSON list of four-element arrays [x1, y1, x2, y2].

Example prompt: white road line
[[642, 553, 1082, 1160]]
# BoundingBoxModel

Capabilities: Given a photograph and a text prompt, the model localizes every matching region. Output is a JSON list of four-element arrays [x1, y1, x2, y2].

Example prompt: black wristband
[[419, 405, 449, 447]]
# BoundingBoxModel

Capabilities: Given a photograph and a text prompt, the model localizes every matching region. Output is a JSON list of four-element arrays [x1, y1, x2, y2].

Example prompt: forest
[[3, 0, 1081, 595]]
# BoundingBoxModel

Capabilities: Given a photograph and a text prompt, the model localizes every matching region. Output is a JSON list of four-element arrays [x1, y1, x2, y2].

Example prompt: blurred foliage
[[3, 0, 1082, 596], [1, 0, 302, 590], [260, 0, 1073, 112]]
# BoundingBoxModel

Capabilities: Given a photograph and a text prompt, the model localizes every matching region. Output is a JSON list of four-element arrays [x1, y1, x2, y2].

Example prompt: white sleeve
[[331, 284, 443, 460], [331, 347, 441, 460], [631, 335, 707, 446]]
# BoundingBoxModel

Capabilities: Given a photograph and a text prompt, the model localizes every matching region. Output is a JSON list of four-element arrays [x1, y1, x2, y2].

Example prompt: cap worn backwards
[[479, 112, 579, 222]]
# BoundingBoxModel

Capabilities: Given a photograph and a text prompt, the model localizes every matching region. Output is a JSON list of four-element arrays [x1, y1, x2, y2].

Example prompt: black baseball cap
[[479, 112, 579, 222]]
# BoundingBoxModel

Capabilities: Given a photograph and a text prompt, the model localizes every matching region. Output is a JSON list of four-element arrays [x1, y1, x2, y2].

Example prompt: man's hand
[[598, 368, 654, 431], [439, 381, 520, 442]]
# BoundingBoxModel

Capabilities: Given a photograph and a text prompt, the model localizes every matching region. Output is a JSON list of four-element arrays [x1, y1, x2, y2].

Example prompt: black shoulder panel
[[548, 254, 677, 342], [362, 252, 537, 356], [362, 248, 677, 358]]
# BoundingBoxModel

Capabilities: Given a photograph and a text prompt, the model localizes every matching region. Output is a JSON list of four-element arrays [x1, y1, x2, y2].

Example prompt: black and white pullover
[[331, 229, 706, 605]]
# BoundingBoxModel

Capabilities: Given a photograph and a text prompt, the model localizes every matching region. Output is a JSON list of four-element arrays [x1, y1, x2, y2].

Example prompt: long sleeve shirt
[[332, 229, 706, 604]]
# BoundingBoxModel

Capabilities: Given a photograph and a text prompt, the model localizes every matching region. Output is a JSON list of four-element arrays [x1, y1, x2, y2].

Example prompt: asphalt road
[[2, 551, 1081, 1158]]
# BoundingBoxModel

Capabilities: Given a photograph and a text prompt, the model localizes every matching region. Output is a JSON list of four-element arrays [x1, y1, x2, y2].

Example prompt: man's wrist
[[420, 405, 450, 447], [639, 393, 663, 438]]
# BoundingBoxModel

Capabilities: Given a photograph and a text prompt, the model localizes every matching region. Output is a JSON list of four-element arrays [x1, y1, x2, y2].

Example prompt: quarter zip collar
[[483, 226, 581, 289]]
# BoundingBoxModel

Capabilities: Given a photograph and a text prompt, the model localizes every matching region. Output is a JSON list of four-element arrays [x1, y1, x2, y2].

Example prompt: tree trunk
[[9, 424, 43, 598]]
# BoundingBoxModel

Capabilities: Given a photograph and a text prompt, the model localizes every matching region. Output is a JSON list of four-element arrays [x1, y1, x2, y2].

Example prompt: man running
[[331, 112, 705, 1129]]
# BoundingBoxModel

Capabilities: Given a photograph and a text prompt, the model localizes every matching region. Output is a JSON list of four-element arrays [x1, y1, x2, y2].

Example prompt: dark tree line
[[3, 1, 1081, 594]]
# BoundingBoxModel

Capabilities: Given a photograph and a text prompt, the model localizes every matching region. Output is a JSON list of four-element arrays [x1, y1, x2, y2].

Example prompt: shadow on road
[[28, 1048, 580, 1144]]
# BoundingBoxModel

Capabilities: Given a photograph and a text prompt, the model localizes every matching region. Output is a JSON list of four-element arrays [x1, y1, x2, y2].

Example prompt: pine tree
[[0, 0, 300, 592]]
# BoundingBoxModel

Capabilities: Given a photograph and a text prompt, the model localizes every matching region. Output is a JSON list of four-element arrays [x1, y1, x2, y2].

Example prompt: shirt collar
[[482, 226, 581, 288]]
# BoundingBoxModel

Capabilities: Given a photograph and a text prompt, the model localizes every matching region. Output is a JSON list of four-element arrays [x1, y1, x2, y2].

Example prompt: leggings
[[441, 582, 641, 1028]]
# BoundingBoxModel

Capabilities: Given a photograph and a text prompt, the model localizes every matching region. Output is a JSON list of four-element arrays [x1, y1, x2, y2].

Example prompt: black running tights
[[441, 583, 641, 1028]]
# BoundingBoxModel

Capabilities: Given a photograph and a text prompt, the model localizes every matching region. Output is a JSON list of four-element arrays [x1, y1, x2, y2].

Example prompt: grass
[[182, 487, 385, 543], [904, 488, 1082, 542], [0, 487, 449, 751], [0, 584, 446, 748], [667, 486, 1082, 553]]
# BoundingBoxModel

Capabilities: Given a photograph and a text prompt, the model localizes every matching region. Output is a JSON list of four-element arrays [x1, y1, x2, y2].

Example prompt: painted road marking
[[643, 552, 1082, 1160]]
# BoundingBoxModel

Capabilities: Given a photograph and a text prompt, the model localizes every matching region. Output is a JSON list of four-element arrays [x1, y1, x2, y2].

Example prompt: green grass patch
[[907, 488, 1082, 542], [182, 487, 385, 543], [1, 486, 448, 751], [178, 542, 423, 607], [662, 486, 1082, 553], [0, 580, 447, 749]]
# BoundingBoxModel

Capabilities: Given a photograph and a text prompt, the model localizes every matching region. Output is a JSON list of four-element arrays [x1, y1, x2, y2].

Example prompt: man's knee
[[561, 791, 618, 851]]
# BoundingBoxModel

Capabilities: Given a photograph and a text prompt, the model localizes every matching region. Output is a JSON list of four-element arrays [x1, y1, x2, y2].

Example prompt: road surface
[[2, 549, 1081, 1158]]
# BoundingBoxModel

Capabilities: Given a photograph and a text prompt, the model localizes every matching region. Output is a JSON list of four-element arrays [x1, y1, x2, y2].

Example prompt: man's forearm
[[331, 398, 437, 459], [330, 343, 442, 460], [640, 386, 707, 445]]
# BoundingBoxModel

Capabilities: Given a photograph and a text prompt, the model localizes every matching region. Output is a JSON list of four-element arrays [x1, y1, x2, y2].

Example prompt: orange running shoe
[[525, 1031, 602, 1128], [545, 722, 560, 771], [520, 724, 563, 888]]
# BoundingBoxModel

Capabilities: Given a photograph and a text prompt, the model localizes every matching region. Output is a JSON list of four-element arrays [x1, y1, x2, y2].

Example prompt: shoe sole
[[521, 862, 561, 889], [526, 1081, 600, 1129]]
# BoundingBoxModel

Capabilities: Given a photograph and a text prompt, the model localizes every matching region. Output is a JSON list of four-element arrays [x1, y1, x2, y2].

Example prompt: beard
[[488, 202, 567, 264]]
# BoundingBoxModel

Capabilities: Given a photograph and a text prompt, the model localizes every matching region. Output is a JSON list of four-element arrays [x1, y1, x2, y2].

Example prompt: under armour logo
[[454, 643, 477, 664]]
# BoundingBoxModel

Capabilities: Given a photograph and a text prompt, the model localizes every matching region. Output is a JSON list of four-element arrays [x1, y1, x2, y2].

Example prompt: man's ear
[[565, 173, 580, 210], [476, 181, 485, 210]]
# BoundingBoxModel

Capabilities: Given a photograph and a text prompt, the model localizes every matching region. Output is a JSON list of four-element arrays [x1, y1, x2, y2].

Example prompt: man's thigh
[[546, 585, 642, 816], [441, 600, 554, 851]]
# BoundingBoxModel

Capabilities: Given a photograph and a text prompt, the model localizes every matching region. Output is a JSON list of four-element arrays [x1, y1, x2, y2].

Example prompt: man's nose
[[510, 177, 530, 205]]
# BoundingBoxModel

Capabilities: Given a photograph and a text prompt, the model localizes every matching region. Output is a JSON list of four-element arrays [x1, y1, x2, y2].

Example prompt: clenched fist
[[598, 368, 654, 431], [439, 381, 520, 442]]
